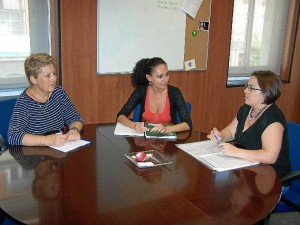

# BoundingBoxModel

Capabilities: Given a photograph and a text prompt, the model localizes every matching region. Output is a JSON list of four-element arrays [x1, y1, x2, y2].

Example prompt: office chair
[[1, 217, 19, 225], [0, 97, 23, 225], [273, 122, 300, 213], [176, 102, 191, 123], [132, 102, 192, 123], [132, 104, 142, 122], [0, 96, 18, 151]]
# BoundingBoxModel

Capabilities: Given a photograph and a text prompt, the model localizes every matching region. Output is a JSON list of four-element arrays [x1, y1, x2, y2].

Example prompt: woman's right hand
[[207, 127, 222, 143], [134, 122, 148, 133], [47, 134, 68, 147]]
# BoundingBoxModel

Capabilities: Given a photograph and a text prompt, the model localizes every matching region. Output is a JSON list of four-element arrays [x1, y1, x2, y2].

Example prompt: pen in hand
[[135, 122, 148, 133], [214, 134, 222, 144], [142, 122, 150, 132]]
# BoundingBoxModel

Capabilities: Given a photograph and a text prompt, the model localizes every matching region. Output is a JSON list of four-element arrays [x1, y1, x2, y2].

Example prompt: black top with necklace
[[234, 104, 291, 181]]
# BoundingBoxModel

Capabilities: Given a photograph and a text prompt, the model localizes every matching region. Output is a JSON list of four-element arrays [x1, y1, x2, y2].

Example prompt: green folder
[[145, 123, 177, 139]]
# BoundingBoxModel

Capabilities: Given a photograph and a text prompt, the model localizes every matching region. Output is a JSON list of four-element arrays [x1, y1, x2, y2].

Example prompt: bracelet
[[71, 127, 80, 133]]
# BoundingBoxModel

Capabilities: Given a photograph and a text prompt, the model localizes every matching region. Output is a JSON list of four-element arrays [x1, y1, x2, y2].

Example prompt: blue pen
[[214, 134, 221, 144]]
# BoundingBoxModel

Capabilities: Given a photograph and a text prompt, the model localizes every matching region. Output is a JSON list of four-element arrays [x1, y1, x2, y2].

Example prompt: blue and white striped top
[[8, 86, 84, 145]]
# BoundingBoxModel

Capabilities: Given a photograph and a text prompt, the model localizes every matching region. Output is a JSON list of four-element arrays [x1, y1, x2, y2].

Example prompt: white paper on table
[[114, 122, 144, 137], [176, 140, 259, 172], [176, 140, 222, 157], [50, 139, 91, 152]]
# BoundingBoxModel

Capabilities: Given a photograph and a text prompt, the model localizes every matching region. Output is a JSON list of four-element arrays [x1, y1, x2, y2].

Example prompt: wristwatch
[[70, 127, 80, 133]]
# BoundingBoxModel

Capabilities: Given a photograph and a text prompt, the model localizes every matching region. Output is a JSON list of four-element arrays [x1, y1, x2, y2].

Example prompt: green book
[[144, 123, 177, 139]]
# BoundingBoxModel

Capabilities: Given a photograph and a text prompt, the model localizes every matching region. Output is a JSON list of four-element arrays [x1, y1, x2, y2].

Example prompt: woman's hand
[[47, 134, 68, 147], [134, 122, 148, 133], [219, 142, 239, 157], [66, 129, 81, 141], [150, 124, 166, 133], [207, 127, 223, 143]]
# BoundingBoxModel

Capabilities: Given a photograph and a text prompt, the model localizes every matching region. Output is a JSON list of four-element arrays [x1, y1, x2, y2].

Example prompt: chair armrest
[[280, 170, 300, 185]]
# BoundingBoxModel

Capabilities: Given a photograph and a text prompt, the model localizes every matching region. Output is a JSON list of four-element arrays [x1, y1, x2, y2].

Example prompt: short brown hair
[[251, 70, 282, 104]]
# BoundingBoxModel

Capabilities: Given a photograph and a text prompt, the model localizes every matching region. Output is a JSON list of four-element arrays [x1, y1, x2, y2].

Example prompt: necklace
[[31, 88, 50, 113], [248, 105, 268, 120]]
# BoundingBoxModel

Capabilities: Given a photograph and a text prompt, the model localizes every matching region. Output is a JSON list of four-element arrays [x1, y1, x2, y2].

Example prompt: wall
[[60, 0, 300, 133]]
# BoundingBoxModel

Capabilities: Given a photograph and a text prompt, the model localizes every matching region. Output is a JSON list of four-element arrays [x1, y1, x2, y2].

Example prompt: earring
[[149, 81, 152, 86]]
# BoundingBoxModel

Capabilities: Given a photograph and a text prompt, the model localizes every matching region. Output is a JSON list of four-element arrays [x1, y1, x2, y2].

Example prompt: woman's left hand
[[66, 129, 81, 141], [151, 124, 166, 133], [219, 142, 238, 157]]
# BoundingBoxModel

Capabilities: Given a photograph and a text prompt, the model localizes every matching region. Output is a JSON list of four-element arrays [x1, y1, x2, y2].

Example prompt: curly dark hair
[[131, 57, 167, 87]]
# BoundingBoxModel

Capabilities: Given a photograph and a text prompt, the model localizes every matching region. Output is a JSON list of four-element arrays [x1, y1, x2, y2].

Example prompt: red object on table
[[135, 151, 147, 162]]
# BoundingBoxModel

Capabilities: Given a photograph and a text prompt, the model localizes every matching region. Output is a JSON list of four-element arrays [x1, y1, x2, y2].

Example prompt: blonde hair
[[24, 53, 57, 85]]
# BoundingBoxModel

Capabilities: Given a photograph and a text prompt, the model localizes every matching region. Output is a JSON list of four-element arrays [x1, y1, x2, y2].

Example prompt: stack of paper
[[176, 140, 259, 172]]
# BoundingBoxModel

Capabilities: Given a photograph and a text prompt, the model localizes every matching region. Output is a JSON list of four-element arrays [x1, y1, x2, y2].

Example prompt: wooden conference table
[[0, 124, 281, 225]]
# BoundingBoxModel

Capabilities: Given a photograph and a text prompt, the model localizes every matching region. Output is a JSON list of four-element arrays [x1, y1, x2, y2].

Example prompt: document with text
[[181, 0, 203, 19], [176, 140, 259, 172]]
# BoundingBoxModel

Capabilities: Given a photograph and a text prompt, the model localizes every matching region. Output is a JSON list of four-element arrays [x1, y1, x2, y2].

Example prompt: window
[[0, 0, 27, 34], [0, 0, 51, 92], [227, 0, 296, 84]]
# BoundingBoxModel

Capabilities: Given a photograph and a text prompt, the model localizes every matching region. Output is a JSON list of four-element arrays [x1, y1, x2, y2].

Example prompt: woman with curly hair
[[117, 57, 192, 134]]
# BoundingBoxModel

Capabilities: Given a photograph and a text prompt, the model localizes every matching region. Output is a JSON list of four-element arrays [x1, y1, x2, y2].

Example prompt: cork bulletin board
[[184, 0, 211, 70], [97, 0, 211, 74]]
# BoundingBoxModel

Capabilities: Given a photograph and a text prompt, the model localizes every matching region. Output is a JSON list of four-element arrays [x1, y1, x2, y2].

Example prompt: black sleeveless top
[[234, 104, 291, 181]]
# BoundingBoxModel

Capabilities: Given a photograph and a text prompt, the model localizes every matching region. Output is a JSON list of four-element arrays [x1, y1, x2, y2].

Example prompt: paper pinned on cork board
[[181, 0, 203, 19], [184, 59, 196, 71]]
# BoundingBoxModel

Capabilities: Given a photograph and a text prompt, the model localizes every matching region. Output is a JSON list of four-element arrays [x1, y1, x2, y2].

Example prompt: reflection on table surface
[[0, 124, 281, 225]]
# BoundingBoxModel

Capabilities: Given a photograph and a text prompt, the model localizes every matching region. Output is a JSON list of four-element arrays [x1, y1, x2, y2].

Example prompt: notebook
[[144, 123, 177, 139]]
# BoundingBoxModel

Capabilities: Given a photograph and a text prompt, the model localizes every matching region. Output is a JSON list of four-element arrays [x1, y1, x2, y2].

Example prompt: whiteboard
[[97, 0, 186, 74]]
